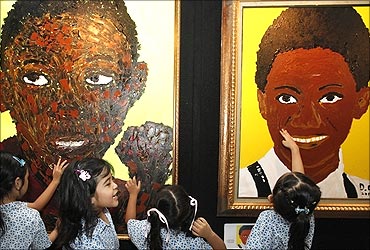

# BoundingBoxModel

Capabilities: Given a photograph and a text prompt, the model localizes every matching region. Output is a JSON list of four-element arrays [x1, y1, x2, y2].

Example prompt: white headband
[[189, 196, 198, 230], [147, 208, 170, 243]]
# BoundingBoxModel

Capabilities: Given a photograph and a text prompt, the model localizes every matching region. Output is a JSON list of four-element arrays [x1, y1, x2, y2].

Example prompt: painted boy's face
[[258, 47, 369, 171], [239, 229, 251, 244], [1, 13, 147, 171]]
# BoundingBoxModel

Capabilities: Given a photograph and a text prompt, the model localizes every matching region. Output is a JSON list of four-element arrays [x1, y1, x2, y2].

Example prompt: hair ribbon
[[295, 206, 310, 215], [147, 208, 170, 243], [189, 195, 198, 230], [12, 156, 26, 167]]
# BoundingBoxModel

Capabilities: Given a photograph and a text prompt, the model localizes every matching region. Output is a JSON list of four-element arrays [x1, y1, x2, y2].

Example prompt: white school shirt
[[238, 148, 369, 198]]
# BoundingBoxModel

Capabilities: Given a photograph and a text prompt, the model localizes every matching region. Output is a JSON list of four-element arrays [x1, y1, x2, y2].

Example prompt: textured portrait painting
[[0, 0, 176, 235], [237, 6, 369, 199]]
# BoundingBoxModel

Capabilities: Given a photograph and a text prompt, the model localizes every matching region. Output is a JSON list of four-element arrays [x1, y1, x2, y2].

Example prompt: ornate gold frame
[[218, 0, 370, 218]]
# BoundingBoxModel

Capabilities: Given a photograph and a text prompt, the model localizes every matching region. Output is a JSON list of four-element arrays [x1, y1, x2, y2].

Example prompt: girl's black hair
[[52, 158, 114, 250], [0, 151, 28, 237], [147, 185, 195, 250], [272, 172, 321, 250]]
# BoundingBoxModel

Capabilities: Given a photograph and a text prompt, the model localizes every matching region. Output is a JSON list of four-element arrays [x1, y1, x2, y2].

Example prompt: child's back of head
[[0, 151, 28, 237], [272, 172, 321, 250], [147, 185, 196, 249]]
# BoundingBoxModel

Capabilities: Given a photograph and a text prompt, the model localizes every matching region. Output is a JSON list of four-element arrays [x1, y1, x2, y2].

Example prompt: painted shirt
[[239, 148, 369, 198], [69, 208, 119, 249], [127, 219, 212, 250], [0, 201, 51, 250], [246, 210, 315, 250]]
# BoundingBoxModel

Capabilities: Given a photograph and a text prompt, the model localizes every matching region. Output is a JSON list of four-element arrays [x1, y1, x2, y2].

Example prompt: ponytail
[[147, 209, 165, 250], [288, 209, 310, 250], [145, 185, 196, 250], [272, 172, 321, 250]]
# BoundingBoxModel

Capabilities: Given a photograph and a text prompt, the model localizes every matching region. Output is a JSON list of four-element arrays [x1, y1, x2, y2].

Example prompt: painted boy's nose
[[290, 102, 322, 129]]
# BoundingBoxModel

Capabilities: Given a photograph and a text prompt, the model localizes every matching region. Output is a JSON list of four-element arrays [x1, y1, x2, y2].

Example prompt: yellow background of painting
[[0, 1, 175, 182], [240, 6, 369, 179]]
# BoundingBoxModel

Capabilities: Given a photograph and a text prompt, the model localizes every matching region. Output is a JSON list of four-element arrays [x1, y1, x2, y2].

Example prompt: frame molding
[[217, 0, 370, 219]]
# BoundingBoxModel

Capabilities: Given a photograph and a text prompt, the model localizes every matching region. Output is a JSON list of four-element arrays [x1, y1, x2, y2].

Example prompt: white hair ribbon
[[147, 208, 170, 243], [188, 196, 198, 230]]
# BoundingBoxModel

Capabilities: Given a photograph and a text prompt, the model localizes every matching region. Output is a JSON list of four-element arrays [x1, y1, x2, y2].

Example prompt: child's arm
[[48, 218, 60, 242], [280, 129, 304, 174], [125, 176, 141, 223], [28, 157, 68, 211], [191, 217, 226, 250]]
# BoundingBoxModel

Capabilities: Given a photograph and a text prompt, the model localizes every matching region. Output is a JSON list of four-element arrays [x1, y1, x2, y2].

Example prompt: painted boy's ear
[[353, 87, 369, 119], [0, 71, 11, 112], [257, 89, 268, 120], [133, 62, 148, 84], [126, 61, 148, 106]]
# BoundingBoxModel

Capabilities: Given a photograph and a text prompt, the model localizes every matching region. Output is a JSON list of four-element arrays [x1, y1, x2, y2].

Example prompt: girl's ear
[[267, 194, 273, 203], [126, 62, 148, 106], [91, 196, 96, 206], [14, 177, 23, 191]]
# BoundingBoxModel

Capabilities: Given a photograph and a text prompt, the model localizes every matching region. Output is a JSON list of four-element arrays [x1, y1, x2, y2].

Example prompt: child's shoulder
[[127, 218, 148, 229], [259, 209, 275, 217], [1, 201, 33, 212], [0, 201, 40, 222], [257, 209, 282, 222]]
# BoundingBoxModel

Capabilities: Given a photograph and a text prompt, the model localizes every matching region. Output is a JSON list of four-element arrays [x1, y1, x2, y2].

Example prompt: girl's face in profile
[[2, 12, 144, 170], [92, 170, 119, 210]]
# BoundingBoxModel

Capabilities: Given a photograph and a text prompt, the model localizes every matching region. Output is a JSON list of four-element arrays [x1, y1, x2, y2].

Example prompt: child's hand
[[51, 157, 69, 183], [191, 217, 212, 239], [280, 129, 299, 152], [192, 217, 227, 250], [125, 176, 141, 196]]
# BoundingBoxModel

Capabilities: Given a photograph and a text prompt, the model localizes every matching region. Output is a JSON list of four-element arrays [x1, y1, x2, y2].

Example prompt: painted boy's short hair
[[256, 7, 369, 92], [1, 0, 140, 67]]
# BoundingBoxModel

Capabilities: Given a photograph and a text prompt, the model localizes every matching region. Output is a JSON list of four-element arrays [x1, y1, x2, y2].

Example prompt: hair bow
[[75, 169, 91, 181]]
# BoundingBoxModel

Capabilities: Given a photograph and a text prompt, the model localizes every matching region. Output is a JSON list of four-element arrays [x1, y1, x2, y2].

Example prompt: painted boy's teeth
[[292, 135, 327, 143], [56, 141, 84, 147]]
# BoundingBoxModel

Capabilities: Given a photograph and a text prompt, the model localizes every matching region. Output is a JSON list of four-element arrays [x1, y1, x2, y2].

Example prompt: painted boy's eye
[[319, 92, 343, 104], [23, 72, 49, 86], [277, 94, 297, 104], [85, 74, 113, 85]]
